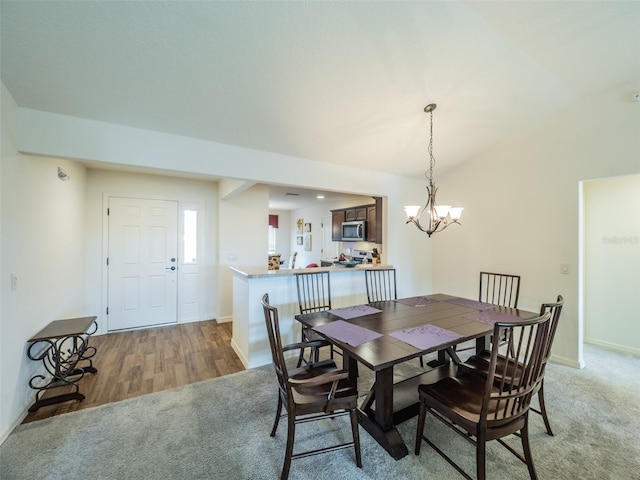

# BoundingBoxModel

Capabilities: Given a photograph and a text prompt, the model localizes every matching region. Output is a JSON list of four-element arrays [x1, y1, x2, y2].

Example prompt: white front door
[[107, 197, 178, 331]]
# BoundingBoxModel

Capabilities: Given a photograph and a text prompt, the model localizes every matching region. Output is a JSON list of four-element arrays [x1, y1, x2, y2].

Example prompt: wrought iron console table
[[26, 316, 98, 412]]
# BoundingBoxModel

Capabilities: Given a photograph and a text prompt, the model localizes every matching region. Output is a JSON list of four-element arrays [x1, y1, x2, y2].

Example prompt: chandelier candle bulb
[[404, 103, 464, 237]]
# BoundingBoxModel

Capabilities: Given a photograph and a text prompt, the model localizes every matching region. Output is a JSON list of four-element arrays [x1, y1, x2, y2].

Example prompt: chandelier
[[404, 104, 463, 237]]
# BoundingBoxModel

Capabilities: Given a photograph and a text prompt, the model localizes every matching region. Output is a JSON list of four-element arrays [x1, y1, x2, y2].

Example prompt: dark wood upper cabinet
[[331, 210, 345, 241], [344, 207, 367, 222], [366, 205, 377, 243]]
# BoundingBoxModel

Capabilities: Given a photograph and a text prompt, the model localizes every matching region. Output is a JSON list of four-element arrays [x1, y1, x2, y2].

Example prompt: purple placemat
[[445, 297, 495, 310], [395, 296, 439, 307], [313, 320, 382, 347], [328, 305, 382, 320], [465, 309, 524, 325], [389, 324, 463, 350]]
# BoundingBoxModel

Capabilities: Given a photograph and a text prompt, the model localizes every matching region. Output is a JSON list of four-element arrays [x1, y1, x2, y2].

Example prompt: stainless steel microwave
[[342, 221, 366, 242]]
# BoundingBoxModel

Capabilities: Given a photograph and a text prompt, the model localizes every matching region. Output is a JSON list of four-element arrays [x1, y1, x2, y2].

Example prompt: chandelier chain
[[428, 108, 435, 187]]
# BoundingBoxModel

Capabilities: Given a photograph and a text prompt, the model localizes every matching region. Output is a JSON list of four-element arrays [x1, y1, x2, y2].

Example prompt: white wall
[[583, 174, 640, 354], [1, 83, 89, 443], [432, 83, 640, 368], [84, 169, 219, 333], [217, 184, 270, 321]]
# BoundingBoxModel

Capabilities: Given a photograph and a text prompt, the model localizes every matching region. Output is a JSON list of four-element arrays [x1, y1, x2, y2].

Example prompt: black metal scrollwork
[[26, 318, 98, 412]]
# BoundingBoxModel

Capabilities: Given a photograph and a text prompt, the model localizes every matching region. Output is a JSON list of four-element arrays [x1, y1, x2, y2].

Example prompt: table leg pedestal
[[357, 366, 410, 460], [357, 410, 408, 459]]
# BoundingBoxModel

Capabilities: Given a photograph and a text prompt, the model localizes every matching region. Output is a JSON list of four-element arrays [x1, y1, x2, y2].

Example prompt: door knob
[[166, 266, 176, 271]]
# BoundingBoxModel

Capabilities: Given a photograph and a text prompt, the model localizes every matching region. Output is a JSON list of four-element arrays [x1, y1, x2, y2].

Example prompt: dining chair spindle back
[[294, 271, 333, 365], [479, 271, 521, 308], [364, 268, 397, 303], [415, 311, 553, 480], [454, 271, 522, 356]]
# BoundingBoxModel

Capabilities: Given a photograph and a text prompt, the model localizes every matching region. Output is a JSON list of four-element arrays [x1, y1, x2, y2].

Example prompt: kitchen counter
[[229, 263, 392, 368], [229, 263, 392, 279]]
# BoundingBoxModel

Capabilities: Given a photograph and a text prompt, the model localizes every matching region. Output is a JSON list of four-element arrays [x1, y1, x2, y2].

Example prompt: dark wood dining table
[[295, 293, 538, 460]]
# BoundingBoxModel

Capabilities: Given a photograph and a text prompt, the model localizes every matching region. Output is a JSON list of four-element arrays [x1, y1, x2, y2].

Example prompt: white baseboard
[[231, 338, 248, 369], [584, 339, 640, 358], [549, 353, 583, 369]]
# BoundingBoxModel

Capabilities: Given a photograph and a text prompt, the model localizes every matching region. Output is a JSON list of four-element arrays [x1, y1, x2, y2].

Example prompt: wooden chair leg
[[349, 408, 362, 467], [537, 381, 554, 436], [281, 414, 296, 480], [270, 395, 282, 437], [414, 403, 427, 455], [476, 433, 487, 480], [521, 416, 539, 480]]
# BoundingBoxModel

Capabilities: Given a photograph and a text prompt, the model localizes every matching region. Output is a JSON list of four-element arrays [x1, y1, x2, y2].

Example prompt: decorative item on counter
[[268, 254, 281, 270], [372, 248, 381, 265], [339, 253, 346, 261]]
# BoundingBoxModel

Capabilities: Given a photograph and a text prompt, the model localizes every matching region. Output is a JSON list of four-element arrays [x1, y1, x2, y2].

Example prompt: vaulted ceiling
[[2, 1, 639, 192]]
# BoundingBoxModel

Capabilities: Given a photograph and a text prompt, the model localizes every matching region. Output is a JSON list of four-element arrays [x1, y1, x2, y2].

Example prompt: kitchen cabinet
[[366, 205, 379, 243], [331, 210, 345, 241], [345, 207, 367, 222]]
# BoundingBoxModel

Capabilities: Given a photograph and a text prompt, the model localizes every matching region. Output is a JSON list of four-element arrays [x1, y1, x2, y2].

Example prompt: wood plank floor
[[22, 320, 245, 424]]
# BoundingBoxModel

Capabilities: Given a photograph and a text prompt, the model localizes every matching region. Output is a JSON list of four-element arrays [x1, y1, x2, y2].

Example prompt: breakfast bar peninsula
[[230, 264, 392, 368]]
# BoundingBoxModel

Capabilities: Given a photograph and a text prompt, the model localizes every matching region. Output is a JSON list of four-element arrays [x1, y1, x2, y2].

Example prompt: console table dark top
[[29, 316, 98, 342]]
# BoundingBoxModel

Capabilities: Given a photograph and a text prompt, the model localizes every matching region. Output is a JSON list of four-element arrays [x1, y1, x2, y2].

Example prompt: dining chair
[[415, 311, 552, 480], [294, 271, 334, 365], [261, 294, 362, 480], [288, 252, 297, 269], [455, 271, 522, 355], [459, 295, 564, 436], [479, 271, 521, 308], [364, 268, 397, 302]]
